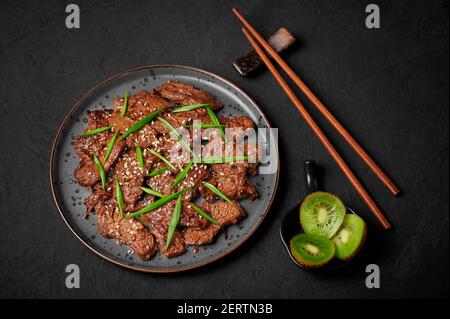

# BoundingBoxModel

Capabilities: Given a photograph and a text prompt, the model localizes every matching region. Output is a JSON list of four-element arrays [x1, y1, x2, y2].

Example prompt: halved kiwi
[[290, 233, 335, 268], [332, 214, 367, 261], [300, 191, 346, 238]]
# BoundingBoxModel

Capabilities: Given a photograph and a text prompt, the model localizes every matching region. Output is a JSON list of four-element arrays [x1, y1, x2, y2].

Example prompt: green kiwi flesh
[[332, 214, 367, 261], [289, 233, 336, 268], [300, 192, 346, 238]]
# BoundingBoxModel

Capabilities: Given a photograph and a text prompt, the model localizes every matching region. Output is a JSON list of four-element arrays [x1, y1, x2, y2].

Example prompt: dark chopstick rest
[[233, 27, 296, 76]]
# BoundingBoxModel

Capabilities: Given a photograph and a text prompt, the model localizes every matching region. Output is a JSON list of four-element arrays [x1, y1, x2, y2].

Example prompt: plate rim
[[49, 64, 280, 273]]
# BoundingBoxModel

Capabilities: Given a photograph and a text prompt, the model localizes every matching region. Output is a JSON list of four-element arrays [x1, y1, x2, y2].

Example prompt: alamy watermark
[[65, 264, 80, 289], [365, 264, 380, 288], [365, 4, 380, 29], [161, 125, 278, 175], [65, 4, 80, 29]]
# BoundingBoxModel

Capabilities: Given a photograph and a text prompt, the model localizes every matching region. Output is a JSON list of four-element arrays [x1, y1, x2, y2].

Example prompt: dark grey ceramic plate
[[50, 64, 279, 273]]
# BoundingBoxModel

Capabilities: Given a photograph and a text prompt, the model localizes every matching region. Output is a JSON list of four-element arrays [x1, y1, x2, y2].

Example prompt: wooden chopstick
[[241, 27, 391, 230], [232, 7, 400, 197]]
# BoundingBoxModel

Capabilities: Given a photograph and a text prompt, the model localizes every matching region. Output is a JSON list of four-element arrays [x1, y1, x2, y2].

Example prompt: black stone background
[[0, 0, 448, 299]]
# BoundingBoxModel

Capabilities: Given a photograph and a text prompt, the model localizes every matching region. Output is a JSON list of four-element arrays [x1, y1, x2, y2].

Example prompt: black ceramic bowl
[[280, 160, 362, 270]]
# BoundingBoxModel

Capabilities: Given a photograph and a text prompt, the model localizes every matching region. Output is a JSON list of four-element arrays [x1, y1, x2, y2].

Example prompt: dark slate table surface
[[0, 0, 448, 298]]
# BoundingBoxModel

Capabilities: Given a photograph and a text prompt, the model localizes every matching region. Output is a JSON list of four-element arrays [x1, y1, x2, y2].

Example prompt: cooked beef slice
[[157, 231, 186, 258], [74, 110, 114, 163], [183, 224, 222, 246], [151, 110, 210, 135], [202, 142, 259, 200], [140, 201, 186, 257], [198, 177, 219, 202], [177, 163, 211, 201], [183, 201, 246, 246], [146, 168, 175, 195], [113, 90, 171, 120], [219, 116, 254, 130], [158, 81, 221, 110], [83, 190, 112, 218], [179, 201, 209, 229], [74, 133, 125, 187], [204, 158, 258, 201], [74, 110, 127, 187], [113, 148, 155, 205], [95, 199, 157, 260], [109, 112, 160, 149], [200, 200, 246, 226], [125, 194, 155, 212], [210, 174, 257, 201]]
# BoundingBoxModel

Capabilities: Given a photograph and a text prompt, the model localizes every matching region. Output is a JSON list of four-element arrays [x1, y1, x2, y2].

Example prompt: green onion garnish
[[126, 187, 191, 218], [157, 117, 195, 157], [184, 123, 225, 129], [147, 166, 169, 177], [120, 89, 128, 118], [136, 146, 144, 168], [140, 187, 164, 198], [103, 131, 118, 163], [93, 153, 106, 191], [192, 204, 220, 225], [165, 195, 182, 249], [119, 108, 163, 141], [148, 149, 176, 171], [172, 103, 209, 113], [203, 181, 232, 203], [206, 106, 227, 141], [115, 178, 124, 218], [172, 161, 193, 189], [193, 156, 249, 164], [80, 126, 111, 137]]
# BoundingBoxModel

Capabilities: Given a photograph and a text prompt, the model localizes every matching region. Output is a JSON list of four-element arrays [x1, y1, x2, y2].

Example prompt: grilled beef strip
[[139, 201, 187, 258], [158, 80, 222, 111], [177, 163, 211, 201], [74, 110, 125, 187], [179, 201, 210, 229], [113, 89, 171, 120], [95, 199, 157, 260], [183, 201, 246, 246], [113, 148, 155, 206]]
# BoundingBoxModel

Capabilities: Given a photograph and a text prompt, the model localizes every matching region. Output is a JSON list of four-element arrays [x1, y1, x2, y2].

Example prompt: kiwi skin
[[289, 233, 336, 268], [333, 215, 367, 261]]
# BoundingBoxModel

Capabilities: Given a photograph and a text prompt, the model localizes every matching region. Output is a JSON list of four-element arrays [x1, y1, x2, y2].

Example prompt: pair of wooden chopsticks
[[232, 8, 399, 229]]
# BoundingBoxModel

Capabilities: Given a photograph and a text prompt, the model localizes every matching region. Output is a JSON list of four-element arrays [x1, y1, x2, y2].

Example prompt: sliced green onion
[[203, 181, 232, 203], [115, 178, 124, 218], [93, 153, 106, 191], [120, 89, 128, 118], [166, 195, 182, 250], [192, 204, 220, 225], [193, 156, 249, 164], [157, 117, 195, 157], [80, 126, 111, 137], [206, 106, 227, 141], [140, 187, 164, 198], [172, 103, 209, 113], [147, 166, 169, 177], [119, 108, 163, 140], [172, 161, 193, 189], [136, 146, 144, 168], [126, 187, 191, 218], [184, 123, 225, 129], [103, 131, 118, 163], [148, 149, 176, 171]]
